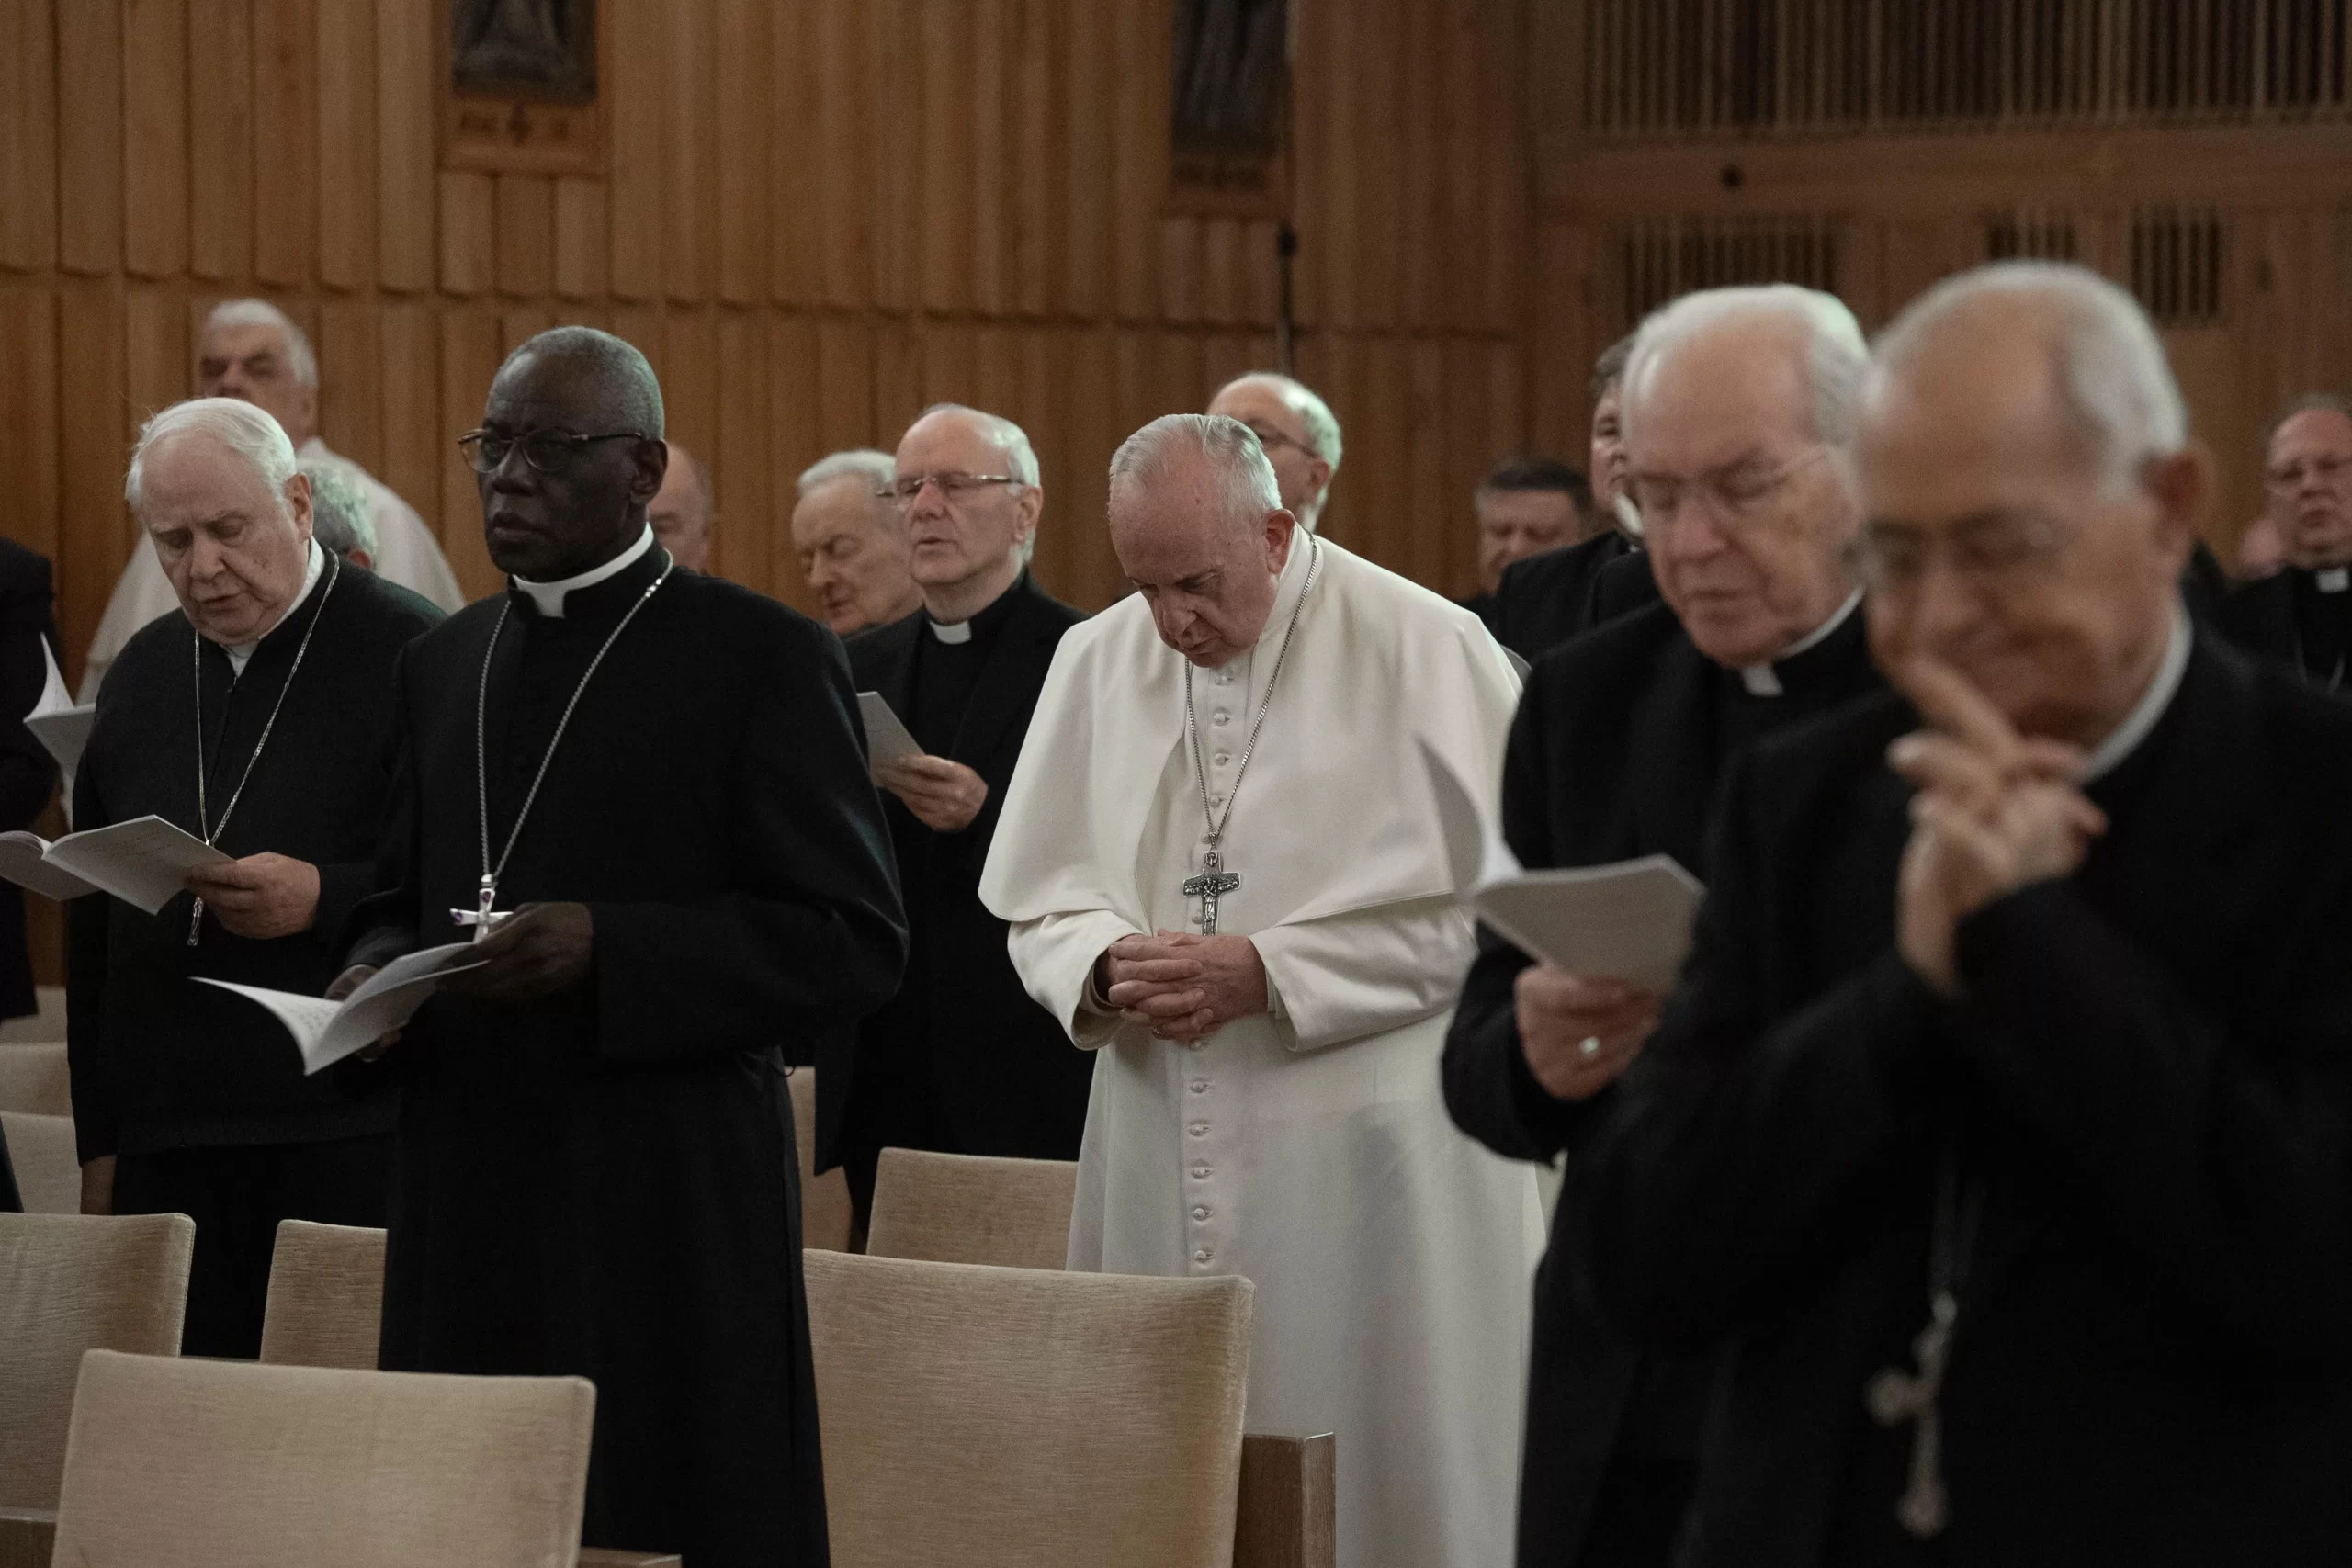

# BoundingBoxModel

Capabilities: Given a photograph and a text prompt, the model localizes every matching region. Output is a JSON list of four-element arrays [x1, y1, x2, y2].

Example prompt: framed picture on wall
[[440, 0, 605, 176]]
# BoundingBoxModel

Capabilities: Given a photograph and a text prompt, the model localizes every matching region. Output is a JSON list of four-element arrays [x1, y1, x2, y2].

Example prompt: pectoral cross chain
[[1865, 1287, 1957, 1540], [1182, 849, 1241, 936], [450, 874, 513, 943]]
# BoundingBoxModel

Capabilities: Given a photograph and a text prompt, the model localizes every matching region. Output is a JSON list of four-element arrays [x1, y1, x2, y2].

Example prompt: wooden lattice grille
[[1618, 216, 1846, 327]]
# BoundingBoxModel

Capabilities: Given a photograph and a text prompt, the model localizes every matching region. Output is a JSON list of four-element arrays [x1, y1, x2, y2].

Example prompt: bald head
[[1206, 372, 1340, 531], [1856, 260, 2203, 749], [650, 440, 715, 571]]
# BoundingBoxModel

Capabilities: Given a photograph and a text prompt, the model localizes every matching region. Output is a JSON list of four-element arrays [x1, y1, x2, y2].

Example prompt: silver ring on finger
[[1578, 1035, 1603, 1061]]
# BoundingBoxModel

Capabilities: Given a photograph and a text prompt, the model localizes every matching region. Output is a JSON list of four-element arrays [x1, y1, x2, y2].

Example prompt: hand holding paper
[[199, 942, 488, 1073]]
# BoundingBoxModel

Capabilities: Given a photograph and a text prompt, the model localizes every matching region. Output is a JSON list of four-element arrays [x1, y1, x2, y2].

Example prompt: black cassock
[[2221, 564, 2352, 693], [1486, 531, 1639, 664], [1442, 598, 1879, 1568], [1572, 635, 2352, 1567], [820, 572, 1089, 1219], [344, 542, 907, 1568]]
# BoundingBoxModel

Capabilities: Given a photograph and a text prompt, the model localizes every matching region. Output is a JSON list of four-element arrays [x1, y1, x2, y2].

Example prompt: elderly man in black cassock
[[334, 327, 905, 1567], [1442, 285, 1883, 1568], [69, 398, 442, 1355], [2222, 394, 2352, 691], [1573, 261, 2352, 1567], [819, 403, 1087, 1227]]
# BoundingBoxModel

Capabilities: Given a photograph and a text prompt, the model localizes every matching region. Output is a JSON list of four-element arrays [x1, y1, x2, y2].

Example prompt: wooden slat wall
[[1, 0, 1536, 694]]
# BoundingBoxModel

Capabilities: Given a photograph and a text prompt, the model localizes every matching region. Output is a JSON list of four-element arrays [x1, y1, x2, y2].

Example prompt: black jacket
[[1574, 637, 2352, 1567], [0, 538, 61, 1019], [1489, 531, 1639, 663], [820, 575, 1089, 1170], [67, 560, 440, 1162], [2219, 566, 2351, 692], [1442, 599, 1881, 1565]]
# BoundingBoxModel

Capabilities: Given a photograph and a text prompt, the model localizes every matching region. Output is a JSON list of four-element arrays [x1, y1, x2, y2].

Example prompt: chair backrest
[[789, 1066, 854, 1251], [865, 1148, 1078, 1271], [805, 1250, 1252, 1568], [0, 1212, 192, 1510], [51, 1350, 596, 1568], [0, 1043, 70, 1116], [0, 1111, 76, 1214], [258, 1219, 387, 1370]]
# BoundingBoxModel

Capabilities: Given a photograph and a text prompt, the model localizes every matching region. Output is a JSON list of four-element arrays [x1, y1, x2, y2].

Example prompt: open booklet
[[197, 943, 489, 1074], [0, 815, 231, 910], [855, 691, 924, 772], [1418, 740, 1706, 994]]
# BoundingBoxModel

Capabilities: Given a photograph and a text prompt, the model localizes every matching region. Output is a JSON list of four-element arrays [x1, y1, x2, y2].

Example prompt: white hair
[[1216, 371, 1343, 475], [125, 397, 300, 519], [797, 447, 897, 500], [1109, 413, 1283, 535], [1873, 260, 2187, 496], [203, 299, 318, 389], [301, 458, 376, 560], [913, 403, 1041, 488], [1623, 284, 1870, 453]]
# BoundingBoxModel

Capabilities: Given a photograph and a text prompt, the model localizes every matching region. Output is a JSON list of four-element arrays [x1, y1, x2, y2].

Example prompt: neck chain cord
[[471, 560, 674, 919], [1182, 532, 1321, 853], [187, 552, 342, 945]]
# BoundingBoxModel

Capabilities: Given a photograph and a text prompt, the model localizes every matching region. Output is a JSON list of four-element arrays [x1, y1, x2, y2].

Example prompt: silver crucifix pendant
[[1865, 1288, 1958, 1539], [451, 874, 512, 943], [1181, 847, 1242, 935]]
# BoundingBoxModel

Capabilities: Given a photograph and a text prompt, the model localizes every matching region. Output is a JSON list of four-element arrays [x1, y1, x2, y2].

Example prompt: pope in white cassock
[[981, 414, 1544, 1568]]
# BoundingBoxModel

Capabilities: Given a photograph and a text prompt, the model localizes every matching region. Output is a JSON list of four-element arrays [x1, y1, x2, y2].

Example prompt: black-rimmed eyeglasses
[[458, 428, 651, 475]]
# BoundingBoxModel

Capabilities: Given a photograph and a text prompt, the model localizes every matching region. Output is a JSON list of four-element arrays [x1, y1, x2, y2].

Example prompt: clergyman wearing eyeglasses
[[2222, 393, 2352, 692], [815, 402, 1093, 1232]]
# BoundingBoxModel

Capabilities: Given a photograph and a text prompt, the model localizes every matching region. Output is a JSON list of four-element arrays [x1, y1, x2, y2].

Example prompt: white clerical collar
[[1737, 587, 1862, 697], [929, 617, 973, 645], [513, 525, 655, 617], [2316, 567, 2349, 593], [2080, 602, 2192, 783], [223, 539, 325, 676]]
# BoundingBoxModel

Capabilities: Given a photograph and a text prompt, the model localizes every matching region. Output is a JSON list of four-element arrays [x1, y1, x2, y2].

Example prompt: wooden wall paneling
[[713, 310, 771, 592], [314, 296, 380, 472], [314, 0, 374, 291], [251, 0, 317, 286], [815, 0, 874, 310], [1062, 326, 1119, 604], [1112, 327, 1154, 448], [767, 0, 818, 306], [866, 0, 917, 311], [0, 0, 59, 273], [1354, 0, 1404, 333], [768, 314, 821, 611], [1529, 220, 1585, 462], [1480, 1, 1526, 337], [376, 299, 441, 546], [609, 305, 662, 378], [0, 291, 62, 561], [974, 323, 1025, 430], [1400, 0, 1442, 330], [1155, 330, 1207, 431], [437, 309, 502, 598], [57, 283, 129, 663], [1201, 219, 1245, 326], [496, 308, 555, 359], [1355, 336, 1411, 574], [1284, 0, 1324, 331], [122, 0, 189, 280], [715, 0, 771, 307], [494, 175, 555, 299], [438, 172, 494, 297], [1314, 0, 1360, 330], [817, 318, 876, 454], [374, 0, 431, 290], [1109, 0, 1161, 321], [662, 311, 720, 512], [969, 0, 1010, 316], [553, 178, 608, 299], [1408, 337, 1452, 590], [1243, 220, 1279, 326], [605, 0, 663, 302], [872, 320, 922, 447], [55, 0, 123, 276], [922, 319, 980, 408], [188, 0, 254, 282], [122, 286, 186, 438], [1203, 331, 1257, 396], [919, 0, 976, 315], [1063, 0, 1110, 320], [663, 0, 717, 305], [1161, 218, 1204, 324], [1013, 0, 1067, 316], [1023, 327, 1071, 591]]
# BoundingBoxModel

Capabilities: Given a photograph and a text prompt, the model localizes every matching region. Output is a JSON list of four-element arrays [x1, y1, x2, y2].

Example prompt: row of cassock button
[[1192, 665, 1238, 1260], [1188, 1076, 1219, 1266]]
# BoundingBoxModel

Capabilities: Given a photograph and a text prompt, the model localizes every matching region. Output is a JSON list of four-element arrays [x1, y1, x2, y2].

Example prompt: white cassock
[[77, 438, 466, 700], [981, 534, 1544, 1568]]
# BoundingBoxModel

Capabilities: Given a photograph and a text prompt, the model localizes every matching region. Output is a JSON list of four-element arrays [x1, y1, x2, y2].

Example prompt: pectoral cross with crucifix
[[1865, 1287, 1957, 1539], [1182, 846, 1241, 935], [451, 874, 514, 943]]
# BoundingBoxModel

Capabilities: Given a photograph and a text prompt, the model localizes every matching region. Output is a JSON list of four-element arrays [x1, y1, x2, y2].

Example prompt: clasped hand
[[323, 901, 595, 1057], [1888, 657, 2108, 997], [876, 754, 989, 833], [184, 852, 319, 940], [1099, 930, 1268, 1046]]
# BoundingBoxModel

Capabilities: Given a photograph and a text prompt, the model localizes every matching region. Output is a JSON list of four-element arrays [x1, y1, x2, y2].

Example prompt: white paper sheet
[[856, 690, 925, 770], [24, 637, 95, 821], [196, 942, 488, 1073], [0, 831, 97, 901], [40, 815, 232, 914]]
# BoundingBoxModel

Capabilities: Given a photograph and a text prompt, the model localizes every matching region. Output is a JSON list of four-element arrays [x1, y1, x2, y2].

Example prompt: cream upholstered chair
[[48, 1350, 597, 1568], [787, 1066, 854, 1251], [258, 1219, 387, 1370], [0, 1112, 76, 1214], [865, 1148, 1078, 1271], [0, 1213, 192, 1512], [805, 1250, 1255, 1568], [0, 1043, 69, 1116]]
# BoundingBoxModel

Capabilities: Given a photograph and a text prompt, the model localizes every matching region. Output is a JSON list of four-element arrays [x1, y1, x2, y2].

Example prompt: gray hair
[[498, 326, 665, 437], [1873, 260, 2187, 495], [125, 397, 300, 519], [912, 403, 1041, 488], [1624, 285, 1870, 454], [302, 459, 376, 560], [203, 299, 319, 389], [1109, 413, 1283, 535], [1216, 371, 1343, 473]]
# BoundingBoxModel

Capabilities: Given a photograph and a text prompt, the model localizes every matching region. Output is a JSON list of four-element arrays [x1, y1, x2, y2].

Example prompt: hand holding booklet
[[198, 943, 489, 1074], [1419, 740, 1706, 994], [0, 815, 231, 910], [856, 691, 925, 772]]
